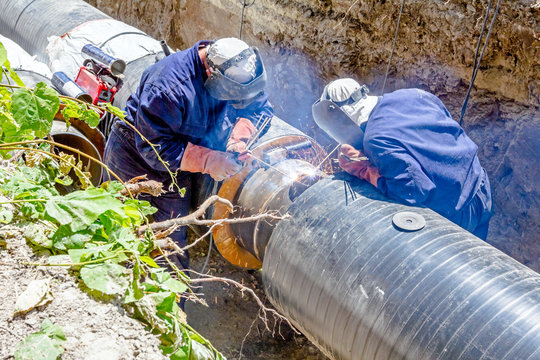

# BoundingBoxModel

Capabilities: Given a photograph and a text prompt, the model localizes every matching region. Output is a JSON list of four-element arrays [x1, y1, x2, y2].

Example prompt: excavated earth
[[86, 0, 540, 270]]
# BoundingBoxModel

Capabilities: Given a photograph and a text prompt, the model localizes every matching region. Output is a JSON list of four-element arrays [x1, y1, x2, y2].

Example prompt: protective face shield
[[312, 80, 378, 149], [205, 46, 267, 108]]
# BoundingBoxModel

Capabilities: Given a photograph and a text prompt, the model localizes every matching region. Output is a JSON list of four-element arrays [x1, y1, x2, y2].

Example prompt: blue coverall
[[362, 89, 492, 239], [102, 41, 273, 268]]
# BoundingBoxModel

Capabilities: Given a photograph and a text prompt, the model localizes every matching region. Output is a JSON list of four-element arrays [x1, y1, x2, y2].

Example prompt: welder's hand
[[180, 142, 242, 181], [226, 117, 256, 154], [338, 144, 381, 187], [234, 150, 252, 163]]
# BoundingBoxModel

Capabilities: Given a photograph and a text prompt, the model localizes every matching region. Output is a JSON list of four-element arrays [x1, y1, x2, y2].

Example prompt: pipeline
[[2, 1, 540, 359], [263, 175, 540, 359]]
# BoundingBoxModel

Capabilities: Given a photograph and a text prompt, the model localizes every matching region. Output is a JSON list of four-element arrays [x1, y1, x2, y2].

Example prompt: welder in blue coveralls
[[312, 78, 493, 239], [102, 38, 273, 268]]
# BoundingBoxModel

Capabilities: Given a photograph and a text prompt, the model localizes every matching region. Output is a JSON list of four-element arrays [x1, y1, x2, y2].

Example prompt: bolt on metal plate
[[392, 211, 426, 231]]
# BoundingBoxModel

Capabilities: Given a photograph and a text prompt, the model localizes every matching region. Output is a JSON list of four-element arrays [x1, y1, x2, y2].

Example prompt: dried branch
[[188, 270, 299, 335], [137, 195, 288, 237], [120, 179, 164, 197]]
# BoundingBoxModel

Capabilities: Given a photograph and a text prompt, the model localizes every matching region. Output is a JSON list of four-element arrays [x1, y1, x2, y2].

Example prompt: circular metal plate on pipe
[[392, 211, 426, 231]]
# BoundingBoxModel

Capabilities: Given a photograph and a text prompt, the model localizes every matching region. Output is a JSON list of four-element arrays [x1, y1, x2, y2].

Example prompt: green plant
[[1, 40, 224, 360]]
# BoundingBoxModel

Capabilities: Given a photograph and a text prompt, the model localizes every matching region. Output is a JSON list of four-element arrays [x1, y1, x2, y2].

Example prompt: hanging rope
[[238, 0, 256, 40], [381, 0, 406, 95], [459, 0, 502, 126]]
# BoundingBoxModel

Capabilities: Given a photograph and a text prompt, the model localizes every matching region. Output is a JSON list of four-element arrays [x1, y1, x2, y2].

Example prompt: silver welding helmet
[[312, 78, 378, 148], [205, 45, 267, 108]]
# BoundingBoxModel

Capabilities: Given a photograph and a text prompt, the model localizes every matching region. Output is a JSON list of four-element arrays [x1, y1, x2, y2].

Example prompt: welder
[[102, 37, 273, 269], [312, 78, 492, 239]]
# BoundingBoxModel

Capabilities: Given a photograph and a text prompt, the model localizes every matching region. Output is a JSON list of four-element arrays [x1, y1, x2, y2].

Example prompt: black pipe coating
[[263, 175, 540, 359]]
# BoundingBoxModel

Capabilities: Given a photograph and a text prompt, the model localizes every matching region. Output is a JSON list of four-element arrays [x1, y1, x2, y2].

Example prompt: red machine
[[75, 60, 122, 105]]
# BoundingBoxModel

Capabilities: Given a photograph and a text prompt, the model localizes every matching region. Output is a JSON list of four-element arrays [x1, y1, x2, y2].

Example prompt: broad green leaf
[[82, 108, 100, 128], [0, 206, 13, 224], [188, 340, 217, 360], [51, 224, 101, 250], [80, 262, 128, 295], [60, 98, 83, 120], [14, 319, 65, 360], [67, 243, 114, 263], [151, 268, 188, 293], [0, 41, 6, 67], [140, 255, 159, 268], [45, 188, 126, 232], [9, 68, 25, 87], [11, 82, 59, 138], [24, 223, 52, 248], [105, 102, 126, 119]]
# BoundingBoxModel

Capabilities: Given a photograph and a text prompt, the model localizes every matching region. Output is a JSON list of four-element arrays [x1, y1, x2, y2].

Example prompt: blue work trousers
[[450, 168, 493, 240], [102, 121, 191, 269]]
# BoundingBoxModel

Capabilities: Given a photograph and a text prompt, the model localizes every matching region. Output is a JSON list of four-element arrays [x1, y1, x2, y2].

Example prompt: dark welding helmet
[[205, 47, 267, 108], [311, 83, 370, 149]]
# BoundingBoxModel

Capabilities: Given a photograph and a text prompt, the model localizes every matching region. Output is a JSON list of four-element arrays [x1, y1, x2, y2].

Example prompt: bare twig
[[188, 270, 299, 335], [120, 179, 164, 197]]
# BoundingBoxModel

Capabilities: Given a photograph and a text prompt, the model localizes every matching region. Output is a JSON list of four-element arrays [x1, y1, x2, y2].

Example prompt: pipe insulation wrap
[[263, 175, 540, 360], [0, 0, 109, 62]]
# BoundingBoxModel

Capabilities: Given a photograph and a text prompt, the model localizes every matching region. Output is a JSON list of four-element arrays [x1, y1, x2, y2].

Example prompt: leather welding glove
[[180, 142, 241, 181], [226, 117, 256, 155], [338, 144, 381, 188]]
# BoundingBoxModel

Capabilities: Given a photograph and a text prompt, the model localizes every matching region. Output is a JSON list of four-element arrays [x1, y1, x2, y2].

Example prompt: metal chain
[[238, 0, 257, 39]]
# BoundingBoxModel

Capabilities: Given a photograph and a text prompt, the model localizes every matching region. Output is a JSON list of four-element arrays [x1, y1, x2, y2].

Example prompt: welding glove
[[180, 142, 242, 181], [226, 117, 256, 155], [338, 144, 381, 187]]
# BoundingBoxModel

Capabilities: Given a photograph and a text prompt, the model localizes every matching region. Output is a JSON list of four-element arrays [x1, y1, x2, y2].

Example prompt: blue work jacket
[[123, 41, 273, 173], [363, 89, 485, 222]]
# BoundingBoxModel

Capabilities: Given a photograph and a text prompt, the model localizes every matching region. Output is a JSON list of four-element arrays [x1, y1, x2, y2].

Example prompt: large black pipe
[[263, 175, 540, 359]]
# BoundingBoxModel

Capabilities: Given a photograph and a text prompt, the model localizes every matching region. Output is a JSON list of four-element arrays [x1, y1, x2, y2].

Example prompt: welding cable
[[199, 179, 220, 274], [459, 0, 502, 126], [238, 0, 256, 40], [381, 0, 406, 95]]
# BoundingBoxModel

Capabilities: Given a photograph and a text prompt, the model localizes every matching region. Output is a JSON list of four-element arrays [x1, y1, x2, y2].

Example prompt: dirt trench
[[86, 0, 540, 271]]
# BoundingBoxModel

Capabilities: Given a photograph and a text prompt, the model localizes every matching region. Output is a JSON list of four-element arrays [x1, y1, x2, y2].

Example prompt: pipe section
[[0, 0, 109, 62], [263, 175, 540, 360]]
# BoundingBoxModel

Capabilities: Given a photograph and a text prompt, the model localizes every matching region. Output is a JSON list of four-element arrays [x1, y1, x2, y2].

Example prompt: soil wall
[[86, 0, 540, 270]]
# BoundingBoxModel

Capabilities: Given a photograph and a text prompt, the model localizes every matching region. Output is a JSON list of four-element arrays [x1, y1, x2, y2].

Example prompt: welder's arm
[[365, 139, 435, 206], [228, 93, 274, 156], [180, 142, 241, 181], [133, 84, 188, 172], [226, 117, 256, 154], [338, 144, 381, 187]]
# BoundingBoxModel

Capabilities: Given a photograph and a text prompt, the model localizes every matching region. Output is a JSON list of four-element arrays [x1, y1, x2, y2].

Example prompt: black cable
[[459, 0, 502, 126], [238, 0, 256, 40], [381, 0, 406, 95]]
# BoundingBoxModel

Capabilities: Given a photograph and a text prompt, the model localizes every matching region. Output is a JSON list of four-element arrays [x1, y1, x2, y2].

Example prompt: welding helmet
[[312, 78, 378, 148], [205, 38, 267, 109]]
